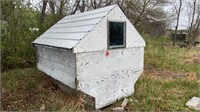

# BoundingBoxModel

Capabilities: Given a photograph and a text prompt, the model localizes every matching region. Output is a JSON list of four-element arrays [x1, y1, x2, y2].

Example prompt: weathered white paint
[[52, 18, 101, 28], [33, 5, 145, 51], [186, 97, 200, 110], [36, 45, 76, 88], [47, 25, 94, 33], [76, 47, 144, 109], [59, 11, 109, 23], [33, 4, 146, 109], [38, 33, 87, 40], [33, 5, 116, 49], [73, 5, 145, 53], [34, 38, 79, 49]]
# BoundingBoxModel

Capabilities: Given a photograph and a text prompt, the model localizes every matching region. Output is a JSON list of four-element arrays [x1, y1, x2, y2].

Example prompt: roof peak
[[33, 4, 118, 49], [74, 4, 117, 14], [61, 4, 117, 20]]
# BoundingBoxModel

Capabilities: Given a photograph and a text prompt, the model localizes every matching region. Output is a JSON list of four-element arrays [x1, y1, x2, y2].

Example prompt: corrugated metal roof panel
[[39, 33, 87, 40], [58, 11, 108, 23], [34, 38, 79, 48], [60, 5, 116, 21], [33, 4, 116, 49], [51, 18, 101, 28], [47, 24, 95, 33]]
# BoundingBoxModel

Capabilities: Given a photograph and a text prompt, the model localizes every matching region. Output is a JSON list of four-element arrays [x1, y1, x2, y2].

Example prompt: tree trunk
[[79, 0, 86, 12], [40, 0, 48, 30], [71, 0, 81, 14], [48, 0, 55, 18], [173, 0, 182, 46], [91, 0, 97, 9], [134, 0, 150, 26], [59, 0, 65, 18], [188, 0, 196, 47]]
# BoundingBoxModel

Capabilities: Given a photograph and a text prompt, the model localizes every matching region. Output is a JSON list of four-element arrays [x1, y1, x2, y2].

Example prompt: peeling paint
[[34, 5, 145, 109], [76, 47, 144, 109], [36, 45, 76, 89], [73, 5, 145, 53]]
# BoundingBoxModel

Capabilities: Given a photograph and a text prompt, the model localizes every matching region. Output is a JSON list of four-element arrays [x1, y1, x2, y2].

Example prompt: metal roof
[[33, 5, 117, 49]]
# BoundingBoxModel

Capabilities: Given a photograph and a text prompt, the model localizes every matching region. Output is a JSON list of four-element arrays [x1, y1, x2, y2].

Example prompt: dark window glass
[[109, 22, 125, 48]]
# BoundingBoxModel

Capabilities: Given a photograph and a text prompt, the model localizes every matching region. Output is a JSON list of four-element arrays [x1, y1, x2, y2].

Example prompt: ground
[[1, 37, 200, 111]]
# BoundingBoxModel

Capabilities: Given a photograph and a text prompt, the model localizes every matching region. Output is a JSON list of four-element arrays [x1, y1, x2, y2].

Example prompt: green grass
[[2, 68, 41, 91], [2, 36, 200, 111], [129, 75, 200, 111], [2, 68, 199, 111], [1, 68, 80, 111], [144, 35, 200, 74]]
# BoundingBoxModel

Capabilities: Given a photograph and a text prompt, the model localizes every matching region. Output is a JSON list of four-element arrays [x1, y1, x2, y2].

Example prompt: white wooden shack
[[33, 4, 145, 109]]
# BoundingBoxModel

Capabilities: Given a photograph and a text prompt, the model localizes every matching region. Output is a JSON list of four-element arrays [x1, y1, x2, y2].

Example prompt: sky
[[164, 0, 190, 30], [30, 0, 193, 30]]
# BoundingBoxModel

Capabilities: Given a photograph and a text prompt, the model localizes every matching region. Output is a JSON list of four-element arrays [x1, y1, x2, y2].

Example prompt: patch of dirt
[[184, 54, 200, 64], [2, 65, 199, 111], [144, 66, 198, 80], [192, 54, 200, 64], [177, 47, 200, 65], [1, 73, 79, 111]]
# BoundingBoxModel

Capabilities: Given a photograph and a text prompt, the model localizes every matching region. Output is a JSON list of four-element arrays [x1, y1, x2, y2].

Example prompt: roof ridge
[[33, 5, 118, 49], [72, 5, 117, 52], [60, 4, 117, 21]]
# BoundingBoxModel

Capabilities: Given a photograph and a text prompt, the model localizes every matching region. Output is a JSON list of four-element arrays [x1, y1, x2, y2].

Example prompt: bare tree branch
[[71, 0, 81, 14], [174, 0, 183, 46]]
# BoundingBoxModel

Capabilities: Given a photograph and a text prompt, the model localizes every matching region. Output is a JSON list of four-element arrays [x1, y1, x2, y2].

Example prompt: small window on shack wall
[[108, 21, 126, 49]]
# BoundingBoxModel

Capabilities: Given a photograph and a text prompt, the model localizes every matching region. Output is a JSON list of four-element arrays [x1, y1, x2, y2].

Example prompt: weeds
[[1, 36, 200, 111], [128, 74, 199, 111], [1, 68, 80, 111], [144, 35, 200, 74]]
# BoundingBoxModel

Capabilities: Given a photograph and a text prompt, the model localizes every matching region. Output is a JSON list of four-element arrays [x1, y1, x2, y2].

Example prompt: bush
[[1, 1, 40, 70]]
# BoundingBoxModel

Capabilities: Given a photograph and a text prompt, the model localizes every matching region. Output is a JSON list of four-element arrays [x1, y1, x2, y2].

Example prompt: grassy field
[[1, 36, 200, 111]]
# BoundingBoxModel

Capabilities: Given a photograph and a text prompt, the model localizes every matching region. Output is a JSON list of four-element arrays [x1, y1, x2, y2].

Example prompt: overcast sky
[[164, 0, 192, 30], [30, 0, 194, 30]]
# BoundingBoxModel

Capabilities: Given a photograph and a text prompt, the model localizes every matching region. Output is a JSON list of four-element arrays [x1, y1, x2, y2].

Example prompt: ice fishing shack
[[33, 4, 145, 109]]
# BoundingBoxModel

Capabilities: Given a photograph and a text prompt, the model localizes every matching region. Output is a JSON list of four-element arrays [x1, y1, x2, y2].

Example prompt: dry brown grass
[[182, 48, 200, 64], [1, 68, 80, 111], [2, 67, 199, 111], [2, 38, 200, 111]]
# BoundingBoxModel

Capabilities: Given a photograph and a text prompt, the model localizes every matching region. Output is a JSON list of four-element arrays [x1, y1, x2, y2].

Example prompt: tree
[[1, 0, 40, 70], [193, 4, 200, 39], [39, 0, 68, 32], [59, 0, 67, 18], [40, 0, 48, 26], [37, 0, 169, 37], [172, 0, 183, 46], [71, 0, 81, 14], [187, 0, 199, 46], [79, 0, 86, 12], [122, 0, 168, 35]]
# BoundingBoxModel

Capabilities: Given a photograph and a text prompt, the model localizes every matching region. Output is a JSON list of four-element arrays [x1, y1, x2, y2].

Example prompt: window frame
[[107, 20, 126, 49]]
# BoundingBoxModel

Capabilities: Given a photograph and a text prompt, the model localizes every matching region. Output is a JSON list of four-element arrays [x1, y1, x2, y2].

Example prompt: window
[[108, 21, 126, 49]]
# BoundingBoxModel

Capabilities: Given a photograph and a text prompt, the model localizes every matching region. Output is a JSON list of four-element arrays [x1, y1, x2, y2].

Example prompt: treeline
[[1, 1, 56, 70], [1, 0, 199, 70]]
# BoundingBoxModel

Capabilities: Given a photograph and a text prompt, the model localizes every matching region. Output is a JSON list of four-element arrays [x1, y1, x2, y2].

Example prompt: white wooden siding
[[33, 5, 145, 109], [76, 47, 144, 109], [73, 5, 145, 53], [36, 45, 76, 88]]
